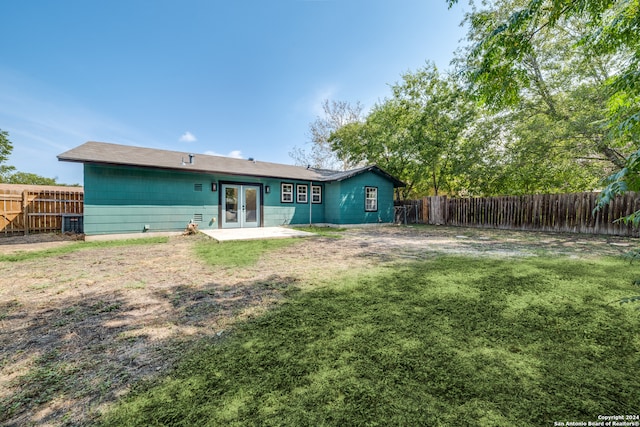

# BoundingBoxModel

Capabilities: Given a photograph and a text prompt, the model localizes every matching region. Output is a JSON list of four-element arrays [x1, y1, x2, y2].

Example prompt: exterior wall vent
[[193, 213, 203, 222], [194, 183, 203, 192], [182, 154, 195, 165]]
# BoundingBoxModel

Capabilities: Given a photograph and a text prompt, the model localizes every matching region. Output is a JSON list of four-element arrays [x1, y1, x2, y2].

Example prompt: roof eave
[[331, 165, 406, 187], [58, 157, 331, 183]]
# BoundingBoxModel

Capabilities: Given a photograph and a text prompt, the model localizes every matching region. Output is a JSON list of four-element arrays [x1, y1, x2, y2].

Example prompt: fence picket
[[396, 191, 640, 237], [1, 185, 84, 235]]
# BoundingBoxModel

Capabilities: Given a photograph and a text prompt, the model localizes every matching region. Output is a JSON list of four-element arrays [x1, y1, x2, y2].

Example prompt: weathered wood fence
[[0, 184, 84, 236], [395, 192, 640, 237]]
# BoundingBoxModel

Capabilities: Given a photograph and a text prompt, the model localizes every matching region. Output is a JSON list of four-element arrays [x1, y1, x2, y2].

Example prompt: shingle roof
[[58, 141, 405, 187]]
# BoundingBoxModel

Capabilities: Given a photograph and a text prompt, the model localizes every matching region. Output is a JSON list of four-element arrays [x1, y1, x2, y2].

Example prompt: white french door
[[221, 184, 260, 228]]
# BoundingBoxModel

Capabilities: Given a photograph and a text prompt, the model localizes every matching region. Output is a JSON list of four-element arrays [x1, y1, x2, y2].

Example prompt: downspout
[[309, 181, 313, 226]]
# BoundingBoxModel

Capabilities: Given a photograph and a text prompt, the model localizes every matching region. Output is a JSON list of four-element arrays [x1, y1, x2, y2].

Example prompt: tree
[[0, 129, 60, 185], [447, 0, 639, 150], [5, 172, 58, 185], [0, 129, 16, 181], [445, 0, 635, 196], [456, 87, 613, 196], [331, 101, 425, 198], [290, 100, 364, 170], [448, 0, 640, 305], [395, 65, 477, 196], [330, 63, 476, 198]]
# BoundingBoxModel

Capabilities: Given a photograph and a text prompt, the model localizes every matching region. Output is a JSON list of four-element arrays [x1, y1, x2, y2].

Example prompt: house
[[57, 141, 405, 239]]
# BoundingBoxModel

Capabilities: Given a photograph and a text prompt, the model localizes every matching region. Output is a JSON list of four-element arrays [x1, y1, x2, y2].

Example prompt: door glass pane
[[225, 187, 238, 223], [245, 188, 257, 223]]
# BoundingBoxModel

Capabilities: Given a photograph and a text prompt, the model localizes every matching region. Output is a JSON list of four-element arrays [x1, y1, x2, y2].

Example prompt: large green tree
[[330, 63, 475, 198], [448, 0, 639, 212], [442, 0, 637, 197], [457, 85, 614, 196]]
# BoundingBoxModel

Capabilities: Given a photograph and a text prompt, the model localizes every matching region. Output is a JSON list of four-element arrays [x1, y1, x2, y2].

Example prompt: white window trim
[[311, 185, 322, 204], [365, 187, 378, 212], [297, 184, 308, 203], [281, 183, 293, 203]]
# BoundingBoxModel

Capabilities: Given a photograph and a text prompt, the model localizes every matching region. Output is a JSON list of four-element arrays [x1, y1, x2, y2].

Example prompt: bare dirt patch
[[344, 225, 637, 260], [0, 226, 636, 426], [0, 233, 81, 255]]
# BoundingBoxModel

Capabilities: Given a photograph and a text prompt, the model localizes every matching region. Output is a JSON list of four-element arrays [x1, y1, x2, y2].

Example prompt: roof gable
[[58, 141, 405, 187]]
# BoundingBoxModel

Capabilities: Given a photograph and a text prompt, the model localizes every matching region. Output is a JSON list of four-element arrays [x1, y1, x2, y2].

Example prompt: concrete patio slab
[[200, 227, 315, 242]]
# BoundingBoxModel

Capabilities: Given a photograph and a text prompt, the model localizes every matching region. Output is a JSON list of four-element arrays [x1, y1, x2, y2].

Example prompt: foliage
[[446, 0, 635, 196], [447, 0, 639, 191], [4, 172, 58, 185], [447, 0, 640, 307], [100, 255, 640, 426], [0, 129, 11, 161], [458, 95, 611, 195], [330, 63, 475, 198], [306, 1, 637, 198], [0, 128, 16, 181], [321, 2, 624, 198], [449, 0, 638, 113], [0, 128, 60, 184], [290, 100, 364, 170]]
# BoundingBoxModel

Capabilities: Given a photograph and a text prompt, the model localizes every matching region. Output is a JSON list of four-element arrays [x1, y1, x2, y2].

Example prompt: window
[[281, 183, 293, 203], [297, 184, 308, 203], [365, 187, 378, 211], [311, 185, 322, 204]]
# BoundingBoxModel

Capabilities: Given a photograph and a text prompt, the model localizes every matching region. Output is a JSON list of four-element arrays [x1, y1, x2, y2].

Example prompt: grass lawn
[[194, 239, 299, 268], [100, 253, 640, 426], [0, 236, 169, 262]]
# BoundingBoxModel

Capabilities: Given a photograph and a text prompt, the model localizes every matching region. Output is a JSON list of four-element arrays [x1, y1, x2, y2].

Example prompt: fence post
[[22, 190, 29, 235], [401, 192, 639, 236]]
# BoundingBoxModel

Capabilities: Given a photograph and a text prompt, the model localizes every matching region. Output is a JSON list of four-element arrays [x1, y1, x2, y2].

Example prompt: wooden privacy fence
[[1, 184, 84, 236], [394, 200, 424, 225], [397, 192, 640, 237]]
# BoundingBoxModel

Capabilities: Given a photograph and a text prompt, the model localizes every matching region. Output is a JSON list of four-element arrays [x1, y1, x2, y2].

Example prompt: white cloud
[[204, 150, 244, 159], [179, 131, 197, 142], [227, 150, 243, 159]]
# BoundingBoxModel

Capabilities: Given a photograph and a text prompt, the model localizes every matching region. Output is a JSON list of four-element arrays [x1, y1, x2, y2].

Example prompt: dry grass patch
[[0, 235, 304, 426]]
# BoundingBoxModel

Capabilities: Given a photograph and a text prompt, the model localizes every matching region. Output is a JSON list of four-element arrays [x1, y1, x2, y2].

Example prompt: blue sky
[[0, 0, 468, 185]]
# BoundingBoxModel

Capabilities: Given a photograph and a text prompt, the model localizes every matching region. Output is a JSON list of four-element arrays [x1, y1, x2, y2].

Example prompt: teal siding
[[323, 172, 395, 224], [84, 205, 216, 234], [84, 164, 221, 235], [324, 181, 343, 224], [262, 182, 325, 226], [83, 164, 396, 236]]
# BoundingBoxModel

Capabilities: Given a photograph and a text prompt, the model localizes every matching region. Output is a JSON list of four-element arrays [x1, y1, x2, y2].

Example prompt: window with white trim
[[281, 183, 293, 203], [311, 185, 322, 204], [297, 184, 308, 203], [365, 187, 378, 211]]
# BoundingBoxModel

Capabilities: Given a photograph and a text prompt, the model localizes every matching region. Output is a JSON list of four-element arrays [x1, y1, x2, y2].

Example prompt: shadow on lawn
[[0, 274, 299, 426], [100, 257, 640, 427]]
